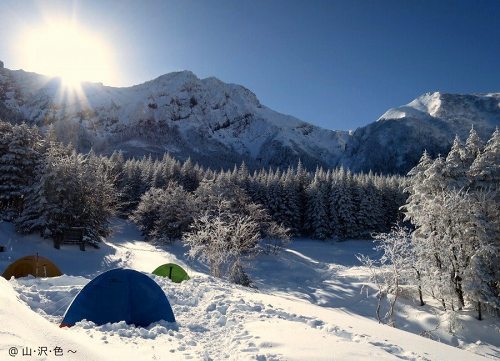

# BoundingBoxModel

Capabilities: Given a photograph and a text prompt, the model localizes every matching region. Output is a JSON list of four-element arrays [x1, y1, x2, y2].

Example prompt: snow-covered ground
[[0, 219, 498, 360]]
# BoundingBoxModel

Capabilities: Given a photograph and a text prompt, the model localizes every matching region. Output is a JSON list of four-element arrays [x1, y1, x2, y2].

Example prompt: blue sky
[[1, 0, 499, 130]]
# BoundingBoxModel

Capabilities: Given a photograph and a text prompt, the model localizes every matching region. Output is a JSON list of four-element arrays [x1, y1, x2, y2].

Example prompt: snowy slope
[[1, 219, 498, 360]]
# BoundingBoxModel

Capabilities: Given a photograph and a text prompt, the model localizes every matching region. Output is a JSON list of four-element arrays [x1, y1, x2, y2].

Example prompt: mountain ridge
[[0, 64, 498, 173]]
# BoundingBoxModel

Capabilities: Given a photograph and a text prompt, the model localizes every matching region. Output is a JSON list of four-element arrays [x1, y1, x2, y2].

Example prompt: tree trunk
[[454, 275, 465, 310], [415, 270, 425, 306], [210, 259, 221, 278], [478, 301, 482, 321], [388, 282, 399, 327], [456, 284, 464, 310], [376, 292, 382, 324], [418, 285, 425, 306]]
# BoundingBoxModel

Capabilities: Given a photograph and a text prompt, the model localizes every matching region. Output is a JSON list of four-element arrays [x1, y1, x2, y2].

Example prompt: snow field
[[7, 273, 490, 361], [0, 219, 498, 360]]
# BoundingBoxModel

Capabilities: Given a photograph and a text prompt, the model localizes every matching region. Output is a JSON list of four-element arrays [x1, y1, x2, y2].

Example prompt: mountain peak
[[408, 91, 442, 116], [141, 70, 199, 88], [378, 91, 442, 121]]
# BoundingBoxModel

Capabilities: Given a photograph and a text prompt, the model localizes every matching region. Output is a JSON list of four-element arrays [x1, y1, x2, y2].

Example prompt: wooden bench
[[54, 227, 86, 251]]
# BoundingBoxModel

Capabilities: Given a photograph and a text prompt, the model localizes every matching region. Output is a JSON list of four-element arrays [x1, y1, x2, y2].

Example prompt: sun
[[18, 21, 115, 88]]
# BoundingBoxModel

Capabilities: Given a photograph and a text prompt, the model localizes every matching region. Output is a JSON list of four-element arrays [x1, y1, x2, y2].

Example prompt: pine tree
[[444, 136, 468, 189], [463, 127, 484, 167], [296, 159, 310, 234], [328, 172, 341, 237], [305, 174, 329, 239], [108, 150, 125, 186], [264, 170, 282, 222], [0, 123, 42, 218], [469, 128, 499, 190], [403, 151, 432, 225], [120, 160, 145, 211], [336, 170, 357, 239], [16, 142, 117, 242], [180, 157, 198, 191], [356, 175, 382, 237], [279, 168, 301, 234]]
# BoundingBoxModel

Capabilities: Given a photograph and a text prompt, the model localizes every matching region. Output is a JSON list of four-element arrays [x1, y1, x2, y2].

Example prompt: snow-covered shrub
[[357, 224, 416, 326], [229, 260, 253, 287]]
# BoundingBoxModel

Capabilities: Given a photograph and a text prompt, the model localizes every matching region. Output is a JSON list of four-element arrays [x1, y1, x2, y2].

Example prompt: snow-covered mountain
[[0, 62, 498, 173], [0, 64, 348, 169], [343, 92, 500, 173]]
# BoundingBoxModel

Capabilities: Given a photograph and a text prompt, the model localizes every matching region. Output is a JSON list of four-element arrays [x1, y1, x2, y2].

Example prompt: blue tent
[[61, 268, 175, 327]]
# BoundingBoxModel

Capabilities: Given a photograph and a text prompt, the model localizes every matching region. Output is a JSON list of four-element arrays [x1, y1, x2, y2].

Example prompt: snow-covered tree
[[16, 142, 117, 243], [183, 199, 261, 278], [335, 170, 357, 238], [357, 224, 416, 326], [194, 174, 290, 248], [462, 190, 500, 319], [355, 174, 383, 237], [469, 127, 499, 190], [463, 127, 484, 166], [278, 168, 301, 233], [0, 122, 42, 218], [444, 136, 468, 189], [180, 157, 199, 191], [305, 173, 329, 239], [130, 181, 195, 242], [404, 128, 499, 318]]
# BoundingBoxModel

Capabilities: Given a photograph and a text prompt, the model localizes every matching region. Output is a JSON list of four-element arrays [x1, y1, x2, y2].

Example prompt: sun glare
[[18, 21, 115, 88]]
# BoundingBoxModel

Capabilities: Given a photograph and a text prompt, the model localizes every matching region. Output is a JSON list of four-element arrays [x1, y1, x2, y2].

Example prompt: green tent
[[152, 263, 190, 283]]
